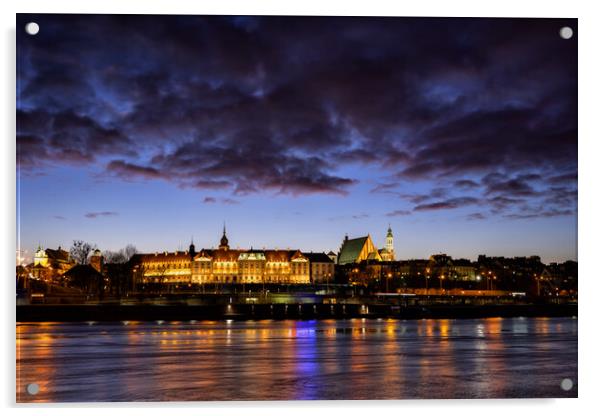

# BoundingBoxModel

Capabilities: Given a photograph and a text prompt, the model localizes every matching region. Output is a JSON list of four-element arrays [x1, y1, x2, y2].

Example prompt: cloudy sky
[[16, 14, 577, 262]]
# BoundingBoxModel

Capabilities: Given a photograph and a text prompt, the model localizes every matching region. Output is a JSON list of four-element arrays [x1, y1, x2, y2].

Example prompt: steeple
[[385, 224, 395, 259], [189, 236, 196, 257], [219, 223, 229, 250]]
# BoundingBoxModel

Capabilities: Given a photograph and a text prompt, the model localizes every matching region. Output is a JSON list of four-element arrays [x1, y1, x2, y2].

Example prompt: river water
[[16, 317, 577, 402]]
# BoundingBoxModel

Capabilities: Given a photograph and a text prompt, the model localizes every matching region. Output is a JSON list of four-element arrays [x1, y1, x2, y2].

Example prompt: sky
[[16, 14, 577, 263]]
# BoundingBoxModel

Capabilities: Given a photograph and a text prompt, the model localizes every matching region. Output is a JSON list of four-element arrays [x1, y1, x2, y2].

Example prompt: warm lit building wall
[[452, 265, 477, 281], [137, 252, 192, 284], [238, 252, 266, 284], [135, 247, 314, 285], [290, 256, 310, 283], [310, 262, 335, 283], [265, 260, 291, 283], [191, 255, 213, 284]]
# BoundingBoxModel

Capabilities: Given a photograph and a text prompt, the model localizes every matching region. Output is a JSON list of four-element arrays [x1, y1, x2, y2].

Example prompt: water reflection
[[16, 317, 577, 402]]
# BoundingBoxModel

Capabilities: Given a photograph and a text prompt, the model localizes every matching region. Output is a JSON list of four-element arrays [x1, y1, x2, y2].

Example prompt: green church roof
[[338, 236, 369, 265]]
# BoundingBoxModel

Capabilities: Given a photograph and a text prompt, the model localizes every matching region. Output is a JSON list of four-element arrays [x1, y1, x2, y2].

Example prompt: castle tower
[[386, 225, 394, 253], [219, 223, 230, 250], [189, 237, 196, 257]]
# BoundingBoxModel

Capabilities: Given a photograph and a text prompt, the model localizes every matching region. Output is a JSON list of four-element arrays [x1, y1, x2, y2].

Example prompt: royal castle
[[130, 226, 335, 286]]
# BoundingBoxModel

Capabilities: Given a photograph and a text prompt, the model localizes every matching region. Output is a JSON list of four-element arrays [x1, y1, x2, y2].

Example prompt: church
[[337, 226, 395, 265]]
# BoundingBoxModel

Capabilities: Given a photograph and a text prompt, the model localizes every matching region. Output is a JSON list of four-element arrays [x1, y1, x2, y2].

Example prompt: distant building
[[90, 249, 104, 273], [378, 225, 396, 261], [338, 226, 395, 265], [451, 258, 476, 281], [338, 234, 382, 265], [131, 226, 312, 286], [327, 251, 337, 263], [62, 264, 106, 294], [303, 252, 335, 284], [31, 245, 75, 281]]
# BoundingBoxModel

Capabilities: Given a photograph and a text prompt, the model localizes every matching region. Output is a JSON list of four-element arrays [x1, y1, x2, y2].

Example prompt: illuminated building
[[303, 252, 335, 283], [451, 259, 477, 281], [131, 226, 313, 286], [31, 245, 75, 281], [337, 226, 395, 265], [90, 249, 104, 273], [378, 225, 396, 261], [337, 234, 381, 265]]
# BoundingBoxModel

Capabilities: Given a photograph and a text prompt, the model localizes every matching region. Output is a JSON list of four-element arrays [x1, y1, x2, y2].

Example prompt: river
[[16, 317, 577, 402]]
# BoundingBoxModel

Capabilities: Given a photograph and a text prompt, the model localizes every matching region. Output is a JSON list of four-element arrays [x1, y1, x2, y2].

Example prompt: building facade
[[337, 226, 396, 264], [131, 227, 315, 286], [338, 234, 382, 265], [32, 245, 75, 281], [303, 252, 335, 283]]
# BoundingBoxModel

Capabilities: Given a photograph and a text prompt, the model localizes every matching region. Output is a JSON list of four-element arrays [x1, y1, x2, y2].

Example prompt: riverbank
[[16, 302, 577, 322]]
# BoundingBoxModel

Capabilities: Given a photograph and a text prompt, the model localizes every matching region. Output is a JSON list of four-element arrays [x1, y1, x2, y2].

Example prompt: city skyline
[[17, 15, 577, 264], [21, 221, 572, 265]]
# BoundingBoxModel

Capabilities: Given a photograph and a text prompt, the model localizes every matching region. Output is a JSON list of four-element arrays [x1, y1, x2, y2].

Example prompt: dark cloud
[[386, 210, 411, 217], [414, 197, 479, 211], [548, 172, 578, 184], [370, 182, 400, 194], [106, 160, 162, 179], [16, 14, 576, 212], [466, 212, 486, 221], [454, 179, 480, 189], [202, 196, 239, 204], [221, 198, 240, 205], [503, 209, 574, 220], [483, 173, 540, 197], [52, 215, 66, 220], [85, 211, 119, 219], [17, 109, 135, 169]]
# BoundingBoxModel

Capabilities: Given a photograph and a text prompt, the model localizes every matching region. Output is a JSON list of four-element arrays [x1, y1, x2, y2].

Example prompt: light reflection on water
[[16, 317, 577, 402]]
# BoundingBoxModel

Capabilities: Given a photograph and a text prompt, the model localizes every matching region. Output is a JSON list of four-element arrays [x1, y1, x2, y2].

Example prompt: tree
[[123, 244, 138, 261], [70, 240, 96, 265], [103, 244, 138, 264], [102, 244, 138, 297]]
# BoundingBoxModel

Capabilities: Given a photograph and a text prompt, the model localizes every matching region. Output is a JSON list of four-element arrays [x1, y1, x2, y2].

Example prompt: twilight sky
[[16, 14, 577, 263]]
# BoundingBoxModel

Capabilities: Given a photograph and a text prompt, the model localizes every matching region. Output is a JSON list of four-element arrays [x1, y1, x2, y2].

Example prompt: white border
[[3, 1, 601, 414]]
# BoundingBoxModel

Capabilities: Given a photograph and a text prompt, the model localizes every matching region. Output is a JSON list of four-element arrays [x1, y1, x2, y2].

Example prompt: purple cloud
[[85, 211, 119, 219]]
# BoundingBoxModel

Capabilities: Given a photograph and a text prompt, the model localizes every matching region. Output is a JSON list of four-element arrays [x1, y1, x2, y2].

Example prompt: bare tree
[[70, 240, 96, 265], [103, 250, 127, 264], [123, 244, 138, 261], [103, 244, 138, 264]]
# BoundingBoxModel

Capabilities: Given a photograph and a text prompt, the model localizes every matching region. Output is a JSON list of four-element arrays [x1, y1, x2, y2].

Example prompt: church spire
[[385, 224, 395, 260], [189, 236, 196, 257], [219, 222, 229, 250]]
